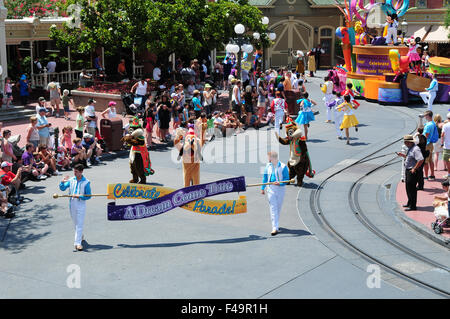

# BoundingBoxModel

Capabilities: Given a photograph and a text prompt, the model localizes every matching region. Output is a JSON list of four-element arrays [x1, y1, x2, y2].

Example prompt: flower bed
[[77, 82, 135, 95]]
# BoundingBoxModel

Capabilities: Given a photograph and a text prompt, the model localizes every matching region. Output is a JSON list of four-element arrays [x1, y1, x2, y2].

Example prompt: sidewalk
[[396, 171, 450, 239]]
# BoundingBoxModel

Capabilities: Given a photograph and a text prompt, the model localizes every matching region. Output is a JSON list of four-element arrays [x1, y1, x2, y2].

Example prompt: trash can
[[100, 118, 123, 151]]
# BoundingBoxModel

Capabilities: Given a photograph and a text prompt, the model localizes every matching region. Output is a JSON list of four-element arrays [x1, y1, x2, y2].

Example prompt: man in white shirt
[[46, 59, 57, 73], [213, 112, 225, 137], [153, 66, 161, 82], [440, 112, 450, 177], [84, 99, 97, 137]]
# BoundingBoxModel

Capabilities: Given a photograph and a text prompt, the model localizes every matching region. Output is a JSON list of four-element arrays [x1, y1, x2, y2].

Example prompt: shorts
[[6, 93, 12, 99], [245, 104, 253, 113], [75, 129, 83, 139], [63, 104, 70, 112], [425, 143, 434, 164], [39, 136, 49, 147], [443, 149, 450, 162], [50, 98, 61, 106]]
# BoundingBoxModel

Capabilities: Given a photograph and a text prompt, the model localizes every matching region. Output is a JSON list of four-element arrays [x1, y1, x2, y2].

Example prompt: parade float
[[332, 0, 449, 105]]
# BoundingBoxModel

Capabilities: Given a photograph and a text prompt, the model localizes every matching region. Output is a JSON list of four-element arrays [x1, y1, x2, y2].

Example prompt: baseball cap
[[39, 107, 47, 113], [38, 97, 45, 102], [83, 133, 93, 139], [88, 98, 96, 104], [108, 101, 117, 107], [1, 161, 13, 168]]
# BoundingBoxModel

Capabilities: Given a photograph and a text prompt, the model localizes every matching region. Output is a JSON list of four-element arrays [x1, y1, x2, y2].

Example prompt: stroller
[[121, 92, 145, 118], [431, 203, 450, 235]]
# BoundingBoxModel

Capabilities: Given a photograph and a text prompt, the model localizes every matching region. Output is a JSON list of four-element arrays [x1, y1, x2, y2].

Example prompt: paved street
[[1, 71, 449, 298]]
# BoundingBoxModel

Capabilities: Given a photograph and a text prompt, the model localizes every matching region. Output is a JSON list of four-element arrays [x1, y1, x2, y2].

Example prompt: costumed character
[[307, 50, 316, 77], [321, 76, 335, 123], [407, 36, 422, 70], [379, 13, 398, 45], [343, 83, 360, 108], [177, 124, 203, 187], [337, 95, 359, 145], [354, 21, 368, 45], [121, 118, 154, 184], [275, 118, 314, 187], [292, 50, 306, 81]]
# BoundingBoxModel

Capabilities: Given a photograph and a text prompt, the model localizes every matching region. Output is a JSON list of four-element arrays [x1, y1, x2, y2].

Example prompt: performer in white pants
[[331, 92, 345, 139], [321, 76, 335, 123], [420, 73, 439, 111], [59, 163, 92, 251], [261, 151, 290, 236], [270, 91, 288, 135]]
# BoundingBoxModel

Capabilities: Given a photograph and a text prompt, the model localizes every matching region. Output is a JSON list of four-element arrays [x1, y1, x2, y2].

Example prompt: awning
[[409, 25, 450, 43]]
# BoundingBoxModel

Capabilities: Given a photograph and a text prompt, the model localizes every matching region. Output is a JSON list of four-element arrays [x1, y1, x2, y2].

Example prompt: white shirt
[[442, 122, 450, 150], [153, 67, 161, 81], [214, 117, 224, 125], [46, 61, 56, 73], [136, 81, 147, 96]]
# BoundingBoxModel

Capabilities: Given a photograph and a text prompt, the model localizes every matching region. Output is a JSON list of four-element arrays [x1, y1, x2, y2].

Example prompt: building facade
[[250, 0, 342, 69]]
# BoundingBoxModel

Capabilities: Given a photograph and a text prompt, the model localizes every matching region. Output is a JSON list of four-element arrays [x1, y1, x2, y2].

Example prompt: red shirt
[[0, 170, 16, 185]]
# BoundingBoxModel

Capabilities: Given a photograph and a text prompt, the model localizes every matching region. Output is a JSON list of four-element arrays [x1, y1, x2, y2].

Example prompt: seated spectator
[[213, 111, 226, 137], [38, 145, 59, 175], [71, 138, 88, 167], [0, 161, 23, 205], [249, 112, 261, 129], [36, 97, 52, 116], [0, 183, 14, 218], [33, 152, 50, 177], [21, 143, 47, 180], [82, 133, 102, 165], [56, 146, 71, 171]]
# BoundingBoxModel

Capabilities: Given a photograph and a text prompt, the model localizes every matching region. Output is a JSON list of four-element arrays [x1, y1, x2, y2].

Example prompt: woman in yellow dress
[[336, 95, 359, 145]]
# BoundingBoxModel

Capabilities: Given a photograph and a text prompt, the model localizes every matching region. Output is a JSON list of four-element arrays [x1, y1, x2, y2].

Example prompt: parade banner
[[107, 177, 247, 221], [356, 54, 392, 75]]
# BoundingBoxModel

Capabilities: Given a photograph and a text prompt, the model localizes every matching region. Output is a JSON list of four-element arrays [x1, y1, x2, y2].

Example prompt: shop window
[[320, 28, 332, 37]]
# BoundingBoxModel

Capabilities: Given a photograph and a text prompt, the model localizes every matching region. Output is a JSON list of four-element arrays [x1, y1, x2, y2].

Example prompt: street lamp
[[227, 23, 260, 79]]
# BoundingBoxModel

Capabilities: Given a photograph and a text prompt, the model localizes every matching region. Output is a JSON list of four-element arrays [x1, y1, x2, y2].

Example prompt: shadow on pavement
[[116, 234, 267, 249], [277, 227, 312, 236], [0, 203, 55, 253], [81, 240, 114, 253], [307, 139, 327, 143]]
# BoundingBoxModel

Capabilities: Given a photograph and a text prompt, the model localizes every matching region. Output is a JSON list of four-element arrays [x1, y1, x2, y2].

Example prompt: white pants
[[324, 94, 334, 121], [334, 110, 344, 137], [266, 185, 285, 231], [385, 27, 397, 44], [274, 110, 285, 135], [419, 91, 436, 111], [70, 199, 86, 246]]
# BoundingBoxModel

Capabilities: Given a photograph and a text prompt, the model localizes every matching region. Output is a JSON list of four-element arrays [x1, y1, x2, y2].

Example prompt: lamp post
[[401, 20, 408, 45]]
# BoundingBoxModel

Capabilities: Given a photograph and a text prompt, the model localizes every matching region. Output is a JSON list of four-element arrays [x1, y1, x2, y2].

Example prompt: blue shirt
[[59, 176, 92, 201], [192, 97, 202, 111], [426, 79, 438, 92], [19, 80, 29, 96], [36, 115, 49, 137], [423, 120, 439, 144], [261, 161, 290, 190]]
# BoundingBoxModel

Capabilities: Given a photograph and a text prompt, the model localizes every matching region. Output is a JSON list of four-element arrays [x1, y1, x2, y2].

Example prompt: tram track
[[308, 106, 450, 298]]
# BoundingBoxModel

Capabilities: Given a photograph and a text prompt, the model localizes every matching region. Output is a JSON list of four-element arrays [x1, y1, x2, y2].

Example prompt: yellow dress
[[308, 55, 316, 72], [338, 102, 359, 129]]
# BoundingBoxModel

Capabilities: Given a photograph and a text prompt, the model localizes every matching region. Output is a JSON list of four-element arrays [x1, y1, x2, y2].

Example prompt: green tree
[[50, 0, 270, 58], [445, 7, 450, 39]]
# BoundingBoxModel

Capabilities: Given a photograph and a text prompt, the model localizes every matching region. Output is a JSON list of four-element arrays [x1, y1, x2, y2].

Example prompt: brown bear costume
[[275, 119, 313, 187], [121, 127, 153, 184]]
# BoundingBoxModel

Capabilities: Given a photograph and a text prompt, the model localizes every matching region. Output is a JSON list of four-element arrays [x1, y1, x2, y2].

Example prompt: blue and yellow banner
[[107, 177, 247, 220]]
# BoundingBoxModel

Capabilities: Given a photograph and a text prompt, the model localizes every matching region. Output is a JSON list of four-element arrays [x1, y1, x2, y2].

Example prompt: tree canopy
[[49, 0, 271, 58]]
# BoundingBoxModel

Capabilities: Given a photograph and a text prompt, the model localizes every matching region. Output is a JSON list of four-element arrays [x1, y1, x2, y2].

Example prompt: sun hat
[[1, 161, 13, 168], [20, 74, 26, 80], [403, 135, 414, 142], [38, 97, 46, 102], [447, 112, 450, 119], [205, 84, 212, 89], [108, 101, 117, 107], [83, 133, 93, 139], [193, 90, 200, 95]]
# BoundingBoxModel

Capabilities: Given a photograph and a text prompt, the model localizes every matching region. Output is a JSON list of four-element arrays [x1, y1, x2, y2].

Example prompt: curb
[[389, 176, 450, 247]]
